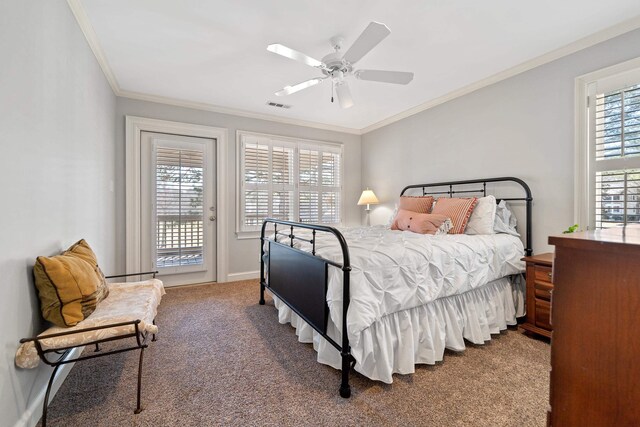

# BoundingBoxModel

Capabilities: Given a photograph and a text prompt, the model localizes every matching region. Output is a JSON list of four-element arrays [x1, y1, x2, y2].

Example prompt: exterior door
[[140, 131, 216, 286]]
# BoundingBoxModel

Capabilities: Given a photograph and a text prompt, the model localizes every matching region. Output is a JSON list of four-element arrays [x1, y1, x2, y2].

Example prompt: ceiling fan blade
[[343, 22, 391, 64], [335, 81, 354, 109], [356, 70, 414, 85], [267, 44, 325, 69], [275, 78, 324, 96]]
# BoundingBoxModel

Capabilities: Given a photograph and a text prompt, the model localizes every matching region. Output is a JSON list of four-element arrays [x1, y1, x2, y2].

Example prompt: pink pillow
[[391, 210, 449, 234], [399, 196, 434, 214], [431, 197, 478, 234]]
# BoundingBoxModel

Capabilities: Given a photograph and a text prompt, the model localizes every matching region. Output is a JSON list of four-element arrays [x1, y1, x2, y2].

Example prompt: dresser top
[[549, 225, 640, 253]]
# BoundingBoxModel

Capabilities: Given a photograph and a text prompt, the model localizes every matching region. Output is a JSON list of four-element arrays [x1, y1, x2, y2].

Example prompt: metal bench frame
[[20, 271, 159, 427]]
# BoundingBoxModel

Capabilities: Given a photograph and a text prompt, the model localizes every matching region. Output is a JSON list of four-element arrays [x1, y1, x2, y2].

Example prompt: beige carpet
[[40, 279, 550, 426]]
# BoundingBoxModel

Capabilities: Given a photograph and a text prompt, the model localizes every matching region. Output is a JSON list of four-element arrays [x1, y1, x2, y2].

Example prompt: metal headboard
[[400, 177, 533, 256]]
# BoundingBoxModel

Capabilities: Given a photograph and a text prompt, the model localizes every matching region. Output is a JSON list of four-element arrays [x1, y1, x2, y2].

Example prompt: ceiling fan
[[267, 21, 414, 109]]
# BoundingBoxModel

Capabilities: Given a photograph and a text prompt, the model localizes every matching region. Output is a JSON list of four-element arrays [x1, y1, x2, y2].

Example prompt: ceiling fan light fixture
[[335, 82, 354, 109]]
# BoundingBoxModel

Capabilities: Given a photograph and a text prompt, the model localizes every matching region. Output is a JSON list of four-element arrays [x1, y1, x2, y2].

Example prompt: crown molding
[[117, 90, 362, 135], [68, 0, 640, 137], [360, 14, 640, 135], [67, 0, 121, 94]]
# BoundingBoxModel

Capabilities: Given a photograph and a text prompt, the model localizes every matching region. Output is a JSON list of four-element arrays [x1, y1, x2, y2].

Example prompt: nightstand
[[520, 252, 554, 338]]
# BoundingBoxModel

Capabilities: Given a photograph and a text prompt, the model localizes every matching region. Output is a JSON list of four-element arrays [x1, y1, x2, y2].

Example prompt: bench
[[16, 272, 164, 427]]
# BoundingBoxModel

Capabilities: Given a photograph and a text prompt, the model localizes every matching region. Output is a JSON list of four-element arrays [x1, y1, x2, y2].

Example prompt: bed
[[259, 177, 532, 398]]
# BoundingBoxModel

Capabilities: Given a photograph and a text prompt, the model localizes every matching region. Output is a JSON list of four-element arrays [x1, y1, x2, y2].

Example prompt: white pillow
[[493, 200, 520, 236], [465, 195, 497, 235], [385, 204, 399, 228]]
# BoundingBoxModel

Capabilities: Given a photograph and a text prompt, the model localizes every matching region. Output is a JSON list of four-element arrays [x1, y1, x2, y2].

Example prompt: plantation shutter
[[155, 146, 205, 267], [242, 136, 270, 228], [590, 80, 640, 228], [271, 141, 295, 221], [298, 145, 341, 224], [320, 150, 341, 224], [240, 135, 297, 230]]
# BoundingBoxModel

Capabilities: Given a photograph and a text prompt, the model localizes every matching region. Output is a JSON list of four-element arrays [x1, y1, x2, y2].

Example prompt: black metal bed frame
[[20, 271, 158, 427], [259, 177, 533, 398], [401, 176, 533, 256]]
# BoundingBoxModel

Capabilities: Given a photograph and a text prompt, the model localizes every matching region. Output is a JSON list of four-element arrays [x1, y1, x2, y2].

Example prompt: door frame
[[126, 115, 229, 283]]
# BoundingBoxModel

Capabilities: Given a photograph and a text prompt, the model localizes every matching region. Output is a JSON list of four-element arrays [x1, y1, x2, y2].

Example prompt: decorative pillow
[[435, 218, 454, 235], [399, 196, 434, 214], [431, 197, 478, 234], [465, 195, 497, 235], [63, 239, 109, 303], [391, 210, 449, 235], [33, 254, 101, 327], [385, 204, 399, 228], [494, 200, 520, 236]]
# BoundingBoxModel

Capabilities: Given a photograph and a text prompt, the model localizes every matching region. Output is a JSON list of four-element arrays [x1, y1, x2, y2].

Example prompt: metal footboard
[[259, 219, 354, 398]]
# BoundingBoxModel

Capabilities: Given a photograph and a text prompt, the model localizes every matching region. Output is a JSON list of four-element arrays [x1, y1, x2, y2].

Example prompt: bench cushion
[[16, 279, 165, 369]]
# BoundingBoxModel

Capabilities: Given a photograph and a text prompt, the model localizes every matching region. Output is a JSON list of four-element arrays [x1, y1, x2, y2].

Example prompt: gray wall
[[115, 98, 362, 275], [362, 28, 640, 253], [0, 2, 117, 426]]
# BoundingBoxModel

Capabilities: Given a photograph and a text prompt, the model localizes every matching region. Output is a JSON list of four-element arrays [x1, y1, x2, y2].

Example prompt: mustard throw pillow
[[63, 239, 109, 303], [34, 255, 101, 327]]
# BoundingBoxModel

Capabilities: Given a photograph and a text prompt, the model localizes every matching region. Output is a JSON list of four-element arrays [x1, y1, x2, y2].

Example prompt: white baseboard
[[226, 270, 260, 282], [14, 346, 84, 427]]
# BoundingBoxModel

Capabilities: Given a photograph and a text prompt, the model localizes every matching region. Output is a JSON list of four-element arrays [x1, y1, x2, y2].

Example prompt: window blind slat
[[595, 169, 640, 229], [595, 84, 640, 161]]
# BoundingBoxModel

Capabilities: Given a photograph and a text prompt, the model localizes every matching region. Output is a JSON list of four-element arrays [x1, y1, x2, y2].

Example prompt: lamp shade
[[357, 189, 379, 206]]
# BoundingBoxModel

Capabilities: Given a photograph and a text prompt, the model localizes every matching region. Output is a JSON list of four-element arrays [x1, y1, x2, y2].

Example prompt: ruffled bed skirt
[[272, 275, 525, 384]]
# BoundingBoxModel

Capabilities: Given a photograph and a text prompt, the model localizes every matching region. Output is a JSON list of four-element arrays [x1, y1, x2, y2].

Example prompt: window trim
[[235, 130, 345, 239], [574, 56, 640, 230]]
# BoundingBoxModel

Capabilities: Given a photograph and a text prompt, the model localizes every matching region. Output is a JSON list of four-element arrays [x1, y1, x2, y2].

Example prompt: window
[[591, 82, 640, 229], [237, 131, 343, 234], [576, 60, 640, 230], [155, 145, 205, 267]]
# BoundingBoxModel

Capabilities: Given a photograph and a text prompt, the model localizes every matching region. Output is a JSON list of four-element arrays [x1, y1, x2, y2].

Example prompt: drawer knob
[[548, 272, 552, 280]]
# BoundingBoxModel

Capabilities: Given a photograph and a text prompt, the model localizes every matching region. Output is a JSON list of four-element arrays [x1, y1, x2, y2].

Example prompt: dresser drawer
[[534, 265, 553, 283], [534, 281, 553, 300], [535, 299, 552, 330]]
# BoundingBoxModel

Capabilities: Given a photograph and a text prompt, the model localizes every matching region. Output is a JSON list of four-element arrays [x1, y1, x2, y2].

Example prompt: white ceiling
[[80, 0, 640, 131]]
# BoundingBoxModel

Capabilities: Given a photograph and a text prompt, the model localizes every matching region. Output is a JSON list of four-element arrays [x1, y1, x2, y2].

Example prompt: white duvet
[[266, 225, 526, 382], [268, 225, 524, 335]]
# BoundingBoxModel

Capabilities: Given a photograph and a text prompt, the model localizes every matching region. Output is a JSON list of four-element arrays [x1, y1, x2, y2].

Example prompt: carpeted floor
[[41, 279, 550, 426]]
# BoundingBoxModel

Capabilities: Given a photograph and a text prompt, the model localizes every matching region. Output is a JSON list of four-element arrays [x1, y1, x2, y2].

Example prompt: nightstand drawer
[[534, 265, 553, 283], [534, 281, 553, 300], [522, 253, 554, 338], [535, 299, 552, 330]]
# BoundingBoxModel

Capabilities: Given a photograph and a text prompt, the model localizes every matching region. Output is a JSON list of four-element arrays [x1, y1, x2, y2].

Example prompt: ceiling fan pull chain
[[331, 80, 334, 103]]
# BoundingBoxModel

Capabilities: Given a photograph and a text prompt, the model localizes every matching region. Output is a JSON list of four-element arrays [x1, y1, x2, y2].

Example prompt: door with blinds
[[141, 132, 216, 286]]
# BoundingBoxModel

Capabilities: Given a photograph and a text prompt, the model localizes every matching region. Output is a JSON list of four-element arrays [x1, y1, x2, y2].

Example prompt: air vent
[[266, 101, 291, 109]]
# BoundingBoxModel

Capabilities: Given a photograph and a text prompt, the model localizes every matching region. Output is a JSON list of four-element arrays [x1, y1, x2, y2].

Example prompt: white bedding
[[266, 225, 526, 382]]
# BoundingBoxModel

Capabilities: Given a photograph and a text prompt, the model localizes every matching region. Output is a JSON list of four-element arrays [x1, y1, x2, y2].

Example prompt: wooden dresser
[[548, 227, 640, 426], [520, 253, 553, 338]]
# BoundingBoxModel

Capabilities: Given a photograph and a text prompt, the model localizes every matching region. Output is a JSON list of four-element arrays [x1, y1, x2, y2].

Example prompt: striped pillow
[[432, 197, 479, 234], [399, 196, 434, 214]]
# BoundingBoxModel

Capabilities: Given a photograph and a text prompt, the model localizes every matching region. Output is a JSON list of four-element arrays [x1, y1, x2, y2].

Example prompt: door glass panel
[[155, 147, 204, 267]]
